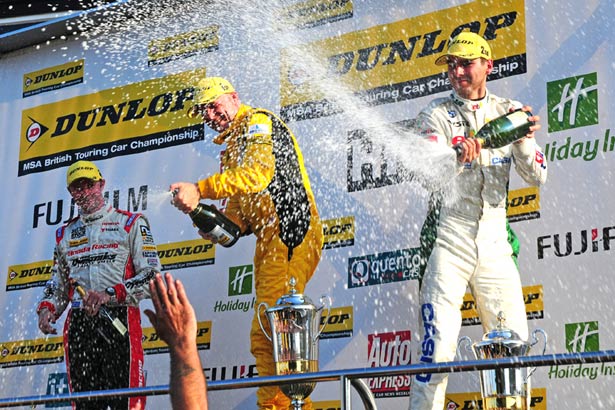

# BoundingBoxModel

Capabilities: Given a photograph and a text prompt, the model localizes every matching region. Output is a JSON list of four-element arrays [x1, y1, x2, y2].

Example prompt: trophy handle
[[526, 328, 548, 380], [257, 302, 272, 342], [315, 295, 332, 341], [530, 328, 548, 354], [457, 336, 474, 360]]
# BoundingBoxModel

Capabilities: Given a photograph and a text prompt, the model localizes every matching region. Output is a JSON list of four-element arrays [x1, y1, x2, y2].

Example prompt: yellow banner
[[157, 239, 216, 270], [6, 260, 53, 291], [148, 26, 219, 65], [313, 401, 341, 410], [508, 186, 541, 222], [461, 285, 544, 325], [322, 216, 355, 249], [281, 0, 353, 29], [320, 306, 353, 339], [23, 59, 84, 98], [19, 68, 206, 176], [0, 337, 64, 368], [280, 0, 526, 120], [444, 388, 547, 410], [143, 321, 211, 354]]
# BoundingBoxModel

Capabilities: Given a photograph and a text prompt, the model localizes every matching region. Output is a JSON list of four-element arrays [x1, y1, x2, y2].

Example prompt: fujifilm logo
[[536, 226, 615, 259], [547, 72, 598, 133]]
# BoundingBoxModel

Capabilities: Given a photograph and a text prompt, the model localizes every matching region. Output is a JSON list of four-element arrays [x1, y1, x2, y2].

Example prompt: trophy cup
[[459, 312, 547, 410], [257, 277, 330, 409]]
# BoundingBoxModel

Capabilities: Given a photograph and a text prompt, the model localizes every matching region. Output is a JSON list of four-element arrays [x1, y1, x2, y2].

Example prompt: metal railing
[[1, 350, 615, 409]]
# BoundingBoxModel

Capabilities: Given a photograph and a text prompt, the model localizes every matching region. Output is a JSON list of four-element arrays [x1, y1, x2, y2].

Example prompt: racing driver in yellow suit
[[170, 77, 323, 410]]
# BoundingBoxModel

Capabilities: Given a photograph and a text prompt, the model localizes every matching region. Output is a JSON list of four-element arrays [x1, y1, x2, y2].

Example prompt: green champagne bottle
[[455, 109, 535, 156], [72, 281, 128, 338], [475, 109, 535, 148], [189, 203, 241, 247]]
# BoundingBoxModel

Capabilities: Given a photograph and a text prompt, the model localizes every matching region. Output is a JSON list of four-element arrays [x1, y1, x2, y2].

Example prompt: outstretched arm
[[144, 273, 208, 410]]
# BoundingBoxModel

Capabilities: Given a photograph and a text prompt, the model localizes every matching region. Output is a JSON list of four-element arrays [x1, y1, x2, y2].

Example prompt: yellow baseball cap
[[66, 160, 103, 187], [435, 32, 492, 65], [187, 77, 235, 118]]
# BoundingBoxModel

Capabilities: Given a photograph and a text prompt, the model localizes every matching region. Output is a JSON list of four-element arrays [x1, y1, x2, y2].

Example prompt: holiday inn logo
[[549, 321, 607, 381], [228, 265, 253, 296], [547, 72, 598, 133], [565, 321, 599, 353], [211, 265, 255, 314]]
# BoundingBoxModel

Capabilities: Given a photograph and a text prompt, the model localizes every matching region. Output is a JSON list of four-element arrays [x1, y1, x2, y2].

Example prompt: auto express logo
[[367, 330, 411, 397], [348, 248, 420, 288]]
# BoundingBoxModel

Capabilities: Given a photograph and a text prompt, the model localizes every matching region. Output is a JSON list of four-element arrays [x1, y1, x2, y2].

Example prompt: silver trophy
[[257, 277, 330, 410], [458, 312, 547, 410]]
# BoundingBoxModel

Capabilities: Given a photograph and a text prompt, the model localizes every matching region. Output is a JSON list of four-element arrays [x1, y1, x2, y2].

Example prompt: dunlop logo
[[507, 186, 541, 222], [312, 401, 341, 410], [322, 216, 355, 249], [281, 0, 353, 29], [280, 0, 526, 121], [6, 260, 53, 291], [148, 26, 219, 66], [319, 306, 353, 339], [157, 239, 215, 270], [143, 321, 211, 354], [19, 69, 206, 176], [0, 337, 64, 368], [445, 388, 547, 409], [23, 60, 84, 98]]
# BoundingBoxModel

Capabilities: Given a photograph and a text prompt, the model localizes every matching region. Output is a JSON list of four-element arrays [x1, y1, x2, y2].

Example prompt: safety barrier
[[1, 350, 615, 409]]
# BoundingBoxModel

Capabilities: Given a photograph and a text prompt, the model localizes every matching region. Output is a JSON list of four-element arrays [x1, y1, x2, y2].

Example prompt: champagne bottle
[[455, 109, 535, 156], [189, 203, 240, 247], [476, 109, 535, 148], [72, 281, 128, 338]]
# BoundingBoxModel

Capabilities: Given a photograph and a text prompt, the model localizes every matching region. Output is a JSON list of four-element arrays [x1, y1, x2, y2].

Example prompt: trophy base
[[276, 359, 318, 406], [483, 395, 528, 410]]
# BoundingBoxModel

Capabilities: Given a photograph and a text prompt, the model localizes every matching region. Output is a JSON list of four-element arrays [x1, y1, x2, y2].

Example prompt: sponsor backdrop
[[1, 0, 614, 408]]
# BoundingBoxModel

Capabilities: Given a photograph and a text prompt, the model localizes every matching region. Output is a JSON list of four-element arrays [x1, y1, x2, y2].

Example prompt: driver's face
[[199, 93, 240, 132], [67, 178, 105, 213]]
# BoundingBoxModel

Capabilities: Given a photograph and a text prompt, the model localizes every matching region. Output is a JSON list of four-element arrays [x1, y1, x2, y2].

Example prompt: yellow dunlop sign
[[319, 306, 353, 339], [280, 0, 526, 121], [508, 186, 541, 222], [23, 59, 84, 98], [19, 68, 206, 177], [461, 285, 544, 325], [0, 336, 64, 368], [6, 260, 53, 291], [148, 26, 219, 66], [143, 321, 211, 354], [157, 239, 215, 270], [444, 388, 547, 410], [524, 284, 545, 320], [322, 216, 355, 249], [312, 400, 341, 410], [281, 0, 353, 29]]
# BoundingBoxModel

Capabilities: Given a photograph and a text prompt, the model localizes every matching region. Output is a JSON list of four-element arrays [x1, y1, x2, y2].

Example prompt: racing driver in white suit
[[408, 32, 547, 410]]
